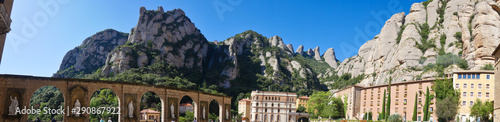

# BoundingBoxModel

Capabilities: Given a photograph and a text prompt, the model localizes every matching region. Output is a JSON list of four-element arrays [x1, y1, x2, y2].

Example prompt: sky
[[0, 0, 424, 77]]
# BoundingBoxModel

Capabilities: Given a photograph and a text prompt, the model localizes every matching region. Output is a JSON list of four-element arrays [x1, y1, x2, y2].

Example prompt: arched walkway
[[139, 91, 164, 122], [28, 86, 65, 121], [89, 88, 120, 122], [0, 75, 232, 122]]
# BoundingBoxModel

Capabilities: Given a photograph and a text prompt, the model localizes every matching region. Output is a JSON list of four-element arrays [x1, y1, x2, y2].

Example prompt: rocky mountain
[[331, 0, 500, 86], [54, 7, 339, 98], [55, 0, 500, 95], [54, 29, 128, 78]]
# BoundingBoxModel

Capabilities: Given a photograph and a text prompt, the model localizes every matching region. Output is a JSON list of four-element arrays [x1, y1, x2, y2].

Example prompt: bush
[[388, 114, 403, 122], [481, 64, 494, 70]]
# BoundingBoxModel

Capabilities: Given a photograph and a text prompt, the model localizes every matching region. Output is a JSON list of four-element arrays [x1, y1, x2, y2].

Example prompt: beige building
[[335, 79, 438, 122], [453, 70, 495, 121], [180, 103, 194, 114], [332, 85, 362, 120], [140, 109, 161, 122], [249, 91, 300, 122], [0, 0, 13, 64], [295, 96, 309, 111], [492, 46, 500, 122], [239, 98, 252, 118]]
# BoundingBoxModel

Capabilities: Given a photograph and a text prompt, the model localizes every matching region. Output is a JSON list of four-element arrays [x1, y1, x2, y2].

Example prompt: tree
[[381, 89, 386, 120], [423, 87, 430, 121], [364, 112, 373, 120], [432, 78, 460, 121], [470, 99, 493, 122], [306, 91, 345, 119], [412, 92, 418, 121], [385, 79, 392, 120], [297, 105, 306, 113]]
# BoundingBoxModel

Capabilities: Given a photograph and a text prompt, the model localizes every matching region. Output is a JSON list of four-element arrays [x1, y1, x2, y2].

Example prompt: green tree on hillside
[[381, 89, 386, 120], [470, 99, 493, 122], [432, 78, 460, 121], [412, 92, 418, 121], [306, 91, 345, 119], [423, 87, 431, 121], [385, 79, 391, 120]]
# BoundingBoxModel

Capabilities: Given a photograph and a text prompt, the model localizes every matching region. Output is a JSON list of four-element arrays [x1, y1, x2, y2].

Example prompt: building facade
[[180, 103, 194, 113], [249, 91, 298, 122], [140, 109, 161, 122], [239, 98, 252, 118], [334, 79, 438, 122], [492, 46, 500, 122], [0, 0, 13, 64], [453, 70, 495, 121], [295, 96, 309, 111], [332, 85, 362, 120]]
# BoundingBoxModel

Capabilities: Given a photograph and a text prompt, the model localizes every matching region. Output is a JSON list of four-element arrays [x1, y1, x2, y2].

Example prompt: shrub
[[481, 64, 494, 70], [388, 114, 403, 122]]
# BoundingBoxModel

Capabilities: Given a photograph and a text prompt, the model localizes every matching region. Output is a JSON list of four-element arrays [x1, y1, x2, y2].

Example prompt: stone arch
[[208, 99, 223, 122], [179, 95, 198, 120], [28, 85, 65, 121], [89, 88, 120, 122], [139, 91, 165, 122]]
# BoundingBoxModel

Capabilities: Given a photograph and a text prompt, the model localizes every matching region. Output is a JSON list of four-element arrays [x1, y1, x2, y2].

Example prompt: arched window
[[279, 97, 280, 101], [265, 97, 267, 100], [272, 103, 274, 107]]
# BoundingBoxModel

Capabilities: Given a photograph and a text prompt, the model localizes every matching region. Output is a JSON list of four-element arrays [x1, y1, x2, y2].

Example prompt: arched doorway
[[209, 99, 222, 122], [298, 117, 309, 122], [179, 95, 197, 122], [140, 91, 164, 122], [28, 86, 65, 121], [90, 88, 119, 122]]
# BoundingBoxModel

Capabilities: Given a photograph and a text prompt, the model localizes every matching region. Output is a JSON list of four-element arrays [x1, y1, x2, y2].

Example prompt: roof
[[239, 98, 251, 102], [140, 109, 160, 114], [298, 96, 310, 99], [180, 103, 193, 107], [453, 70, 494, 74]]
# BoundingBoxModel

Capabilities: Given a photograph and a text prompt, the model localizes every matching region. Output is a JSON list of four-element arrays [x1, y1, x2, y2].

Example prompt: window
[[486, 84, 490, 89], [468, 74, 471, 79], [463, 83, 467, 88], [463, 92, 467, 97], [470, 101, 474, 106], [477, 74, 480, 79], [458, 74, 462, 79], [456, 84, 459, 89], [430, 107, 433, 112], [478, 84, 482, 89], [478, 92, 482, 98], [462, 101, 466, 106], [472, 74, 476, 79], [404, 99, 407, 104], [471, 83, 474, 89], [470, 92, 474, 97], [395, 107, 398, 113], [486, 92, 490, 97], [487, 75, 490, 79]]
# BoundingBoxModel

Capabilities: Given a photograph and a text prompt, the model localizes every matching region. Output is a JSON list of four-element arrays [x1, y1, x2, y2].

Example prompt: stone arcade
[[0, 74, 231, 122]]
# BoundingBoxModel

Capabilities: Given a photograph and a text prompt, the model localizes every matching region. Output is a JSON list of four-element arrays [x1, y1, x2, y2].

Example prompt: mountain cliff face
[[333, 0, 500, 86], [55, 0, 500, 93], [54, 7, 333, 96], [54, 29, 128, 78]]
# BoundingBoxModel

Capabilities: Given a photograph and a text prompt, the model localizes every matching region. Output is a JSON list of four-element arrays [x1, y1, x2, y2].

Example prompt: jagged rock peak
[[296, 45, 304, 54], [313, 46, 321, 61], [286, 44, 294, 53], [323, 48, 337, 68]]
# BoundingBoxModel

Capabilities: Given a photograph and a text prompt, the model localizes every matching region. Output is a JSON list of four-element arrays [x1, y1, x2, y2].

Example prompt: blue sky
[[0, 0, 423, 77]]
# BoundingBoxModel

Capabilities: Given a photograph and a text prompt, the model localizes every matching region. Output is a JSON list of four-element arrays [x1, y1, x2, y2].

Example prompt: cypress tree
[[381, 89, 386, 120], [385, 79, 391, 120], [412, 92, 418, 121], [423, 87, 430, 121]]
